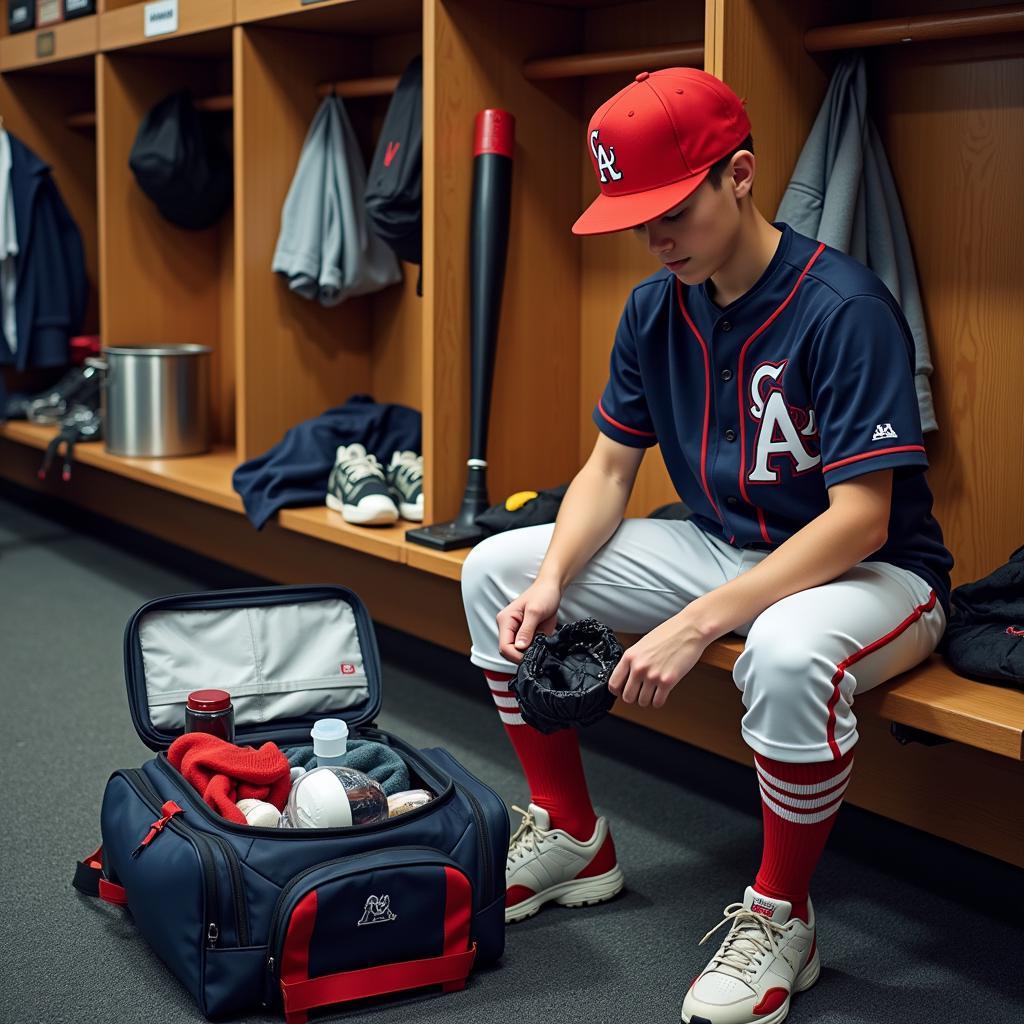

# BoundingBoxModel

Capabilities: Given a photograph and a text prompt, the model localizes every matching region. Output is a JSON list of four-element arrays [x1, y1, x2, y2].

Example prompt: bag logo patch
[[340, 663, 357, 675], [384, 141, 401, 168], [357, 894, 398, 926]]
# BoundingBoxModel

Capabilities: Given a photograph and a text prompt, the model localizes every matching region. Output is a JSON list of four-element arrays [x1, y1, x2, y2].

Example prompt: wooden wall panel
[[234, 24, 422, 462], [427, 0, 582, 523], [871, 49, 1024, 586], [97, 50, 235, 445], [233, 26, 371, 461]]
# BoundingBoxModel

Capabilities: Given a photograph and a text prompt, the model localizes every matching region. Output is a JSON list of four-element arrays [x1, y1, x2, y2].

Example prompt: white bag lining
[[138, 598, 371, 731]]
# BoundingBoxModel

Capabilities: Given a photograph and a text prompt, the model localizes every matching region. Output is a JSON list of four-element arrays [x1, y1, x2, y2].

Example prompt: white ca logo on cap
[[590, 130, 623, 183]]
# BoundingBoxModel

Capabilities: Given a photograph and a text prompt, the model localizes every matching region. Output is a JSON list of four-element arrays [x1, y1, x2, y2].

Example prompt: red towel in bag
[[167, 733, 292, 824]]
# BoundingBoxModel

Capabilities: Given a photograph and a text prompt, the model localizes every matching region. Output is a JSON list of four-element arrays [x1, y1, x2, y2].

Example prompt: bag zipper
[[155, 735, 452, 839], [416, 748, 503, 907], [132, 766, 251, 945], [121, 771, 219, 946], [454, 782, 493, 906], [262, 847, 469, 1006]]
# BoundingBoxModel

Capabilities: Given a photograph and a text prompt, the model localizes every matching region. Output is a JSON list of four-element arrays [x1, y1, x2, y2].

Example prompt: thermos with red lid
[[184, 689, 235, 743]]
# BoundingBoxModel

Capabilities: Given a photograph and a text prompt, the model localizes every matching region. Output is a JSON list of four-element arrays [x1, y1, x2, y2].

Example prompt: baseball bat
[[407, 108, 515, 550]]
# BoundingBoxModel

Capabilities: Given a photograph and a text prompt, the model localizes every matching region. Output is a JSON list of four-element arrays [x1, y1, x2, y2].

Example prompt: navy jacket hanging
[[0, 133, 87, 373]]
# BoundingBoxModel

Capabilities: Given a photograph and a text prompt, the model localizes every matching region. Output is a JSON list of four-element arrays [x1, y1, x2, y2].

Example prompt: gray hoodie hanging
[[273, 96, 401, 306], [776, 54, 937, 433]]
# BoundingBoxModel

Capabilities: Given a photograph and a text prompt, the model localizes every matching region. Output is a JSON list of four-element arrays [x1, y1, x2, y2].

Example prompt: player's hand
[[607, 613, 710, 709], [496, 578, 562, 665]]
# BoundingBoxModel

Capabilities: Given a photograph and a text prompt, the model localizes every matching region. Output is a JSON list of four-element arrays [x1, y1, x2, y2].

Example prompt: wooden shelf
[[7, 416, 1018, 762], [0, 16, 97, 73], [278, 506, 408, 563], [0, 420, 242, 512], [523, 41, 704, 80], [99, 0, 233, 53], [805, 4, 1024, 53], [0, 420, 473, 573], [235, 0, 422, 34]]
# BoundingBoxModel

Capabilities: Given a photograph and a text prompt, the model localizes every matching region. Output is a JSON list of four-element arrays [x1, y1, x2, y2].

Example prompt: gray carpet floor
[[1, 484, 1021, 1024]]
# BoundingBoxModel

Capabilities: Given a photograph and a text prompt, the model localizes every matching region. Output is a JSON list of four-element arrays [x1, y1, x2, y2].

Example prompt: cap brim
[[571, 168, 710, 236]]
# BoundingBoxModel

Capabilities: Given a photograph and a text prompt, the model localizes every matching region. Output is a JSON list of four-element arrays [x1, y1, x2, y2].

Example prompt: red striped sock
[[753, 748, 855, 924], [485, 670, 598, 840]]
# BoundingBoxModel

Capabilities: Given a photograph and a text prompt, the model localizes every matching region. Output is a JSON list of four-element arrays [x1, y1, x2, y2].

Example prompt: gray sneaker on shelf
[[386, 449, 424, 521], [326, 443, 399, 526]]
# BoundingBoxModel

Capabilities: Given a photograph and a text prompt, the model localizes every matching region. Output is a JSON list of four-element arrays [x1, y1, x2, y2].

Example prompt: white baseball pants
[[460, 518, 946, 764]]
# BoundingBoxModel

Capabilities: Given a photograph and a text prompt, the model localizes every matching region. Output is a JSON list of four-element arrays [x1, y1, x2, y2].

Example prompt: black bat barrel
[[468, 109, 515, 465]]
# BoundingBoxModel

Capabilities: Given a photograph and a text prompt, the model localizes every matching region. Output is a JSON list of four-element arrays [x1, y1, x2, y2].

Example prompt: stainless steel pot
[[86, 345, 212, 458]]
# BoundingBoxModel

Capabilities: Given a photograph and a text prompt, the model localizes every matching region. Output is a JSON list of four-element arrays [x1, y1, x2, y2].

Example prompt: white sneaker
[[326, 443, 399, 526], [386, 449, 423, 521], [681, 888, 820, 1024], [504, 803, 624, 924]]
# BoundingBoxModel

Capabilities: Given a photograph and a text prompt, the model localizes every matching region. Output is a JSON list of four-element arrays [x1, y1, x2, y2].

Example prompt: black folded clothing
[[942, 544, 1024, 689], [509, 618, 622, 733]]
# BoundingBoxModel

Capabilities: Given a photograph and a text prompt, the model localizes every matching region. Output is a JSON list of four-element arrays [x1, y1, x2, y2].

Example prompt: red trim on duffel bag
[[73, 845, 128, 906], [442, 867, 473, 992], [281, 946, 478, 1022], [280, 890, 318, 1024]]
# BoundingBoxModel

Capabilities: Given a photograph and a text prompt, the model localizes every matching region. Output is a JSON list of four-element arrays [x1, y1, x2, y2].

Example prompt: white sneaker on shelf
[[386, 449, 423, 521], [326, 443, 398, 526], [681, 887, 820, 1024], [504, 802, 624, 924]]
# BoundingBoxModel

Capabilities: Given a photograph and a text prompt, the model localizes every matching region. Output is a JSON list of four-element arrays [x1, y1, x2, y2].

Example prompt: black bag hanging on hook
[[365, 56, 423, 269]]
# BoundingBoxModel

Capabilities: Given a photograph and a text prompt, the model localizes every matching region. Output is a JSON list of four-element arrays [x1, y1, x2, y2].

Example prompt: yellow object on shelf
[[504, 490, 538, 512]]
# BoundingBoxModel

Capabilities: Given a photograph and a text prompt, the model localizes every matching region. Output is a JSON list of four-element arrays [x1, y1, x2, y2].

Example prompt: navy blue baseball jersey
[[593, 222, 953, 614]]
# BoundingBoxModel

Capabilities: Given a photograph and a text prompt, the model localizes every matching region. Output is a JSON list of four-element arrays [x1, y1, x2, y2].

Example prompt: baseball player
[[460, 68, 953, 1023]]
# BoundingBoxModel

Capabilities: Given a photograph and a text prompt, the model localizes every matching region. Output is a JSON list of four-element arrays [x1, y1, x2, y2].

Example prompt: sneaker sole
[[505, 864, 625, 924], [326, 493, 398, 526], [680, 948, 821, 1024], [398, 501, 423, 522]]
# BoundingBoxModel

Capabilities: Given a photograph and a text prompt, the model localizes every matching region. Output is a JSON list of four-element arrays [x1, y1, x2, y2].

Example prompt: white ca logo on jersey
[[590, 130, 623, 183], [748, 362, 821, 482], [872, 423, 898, 440]]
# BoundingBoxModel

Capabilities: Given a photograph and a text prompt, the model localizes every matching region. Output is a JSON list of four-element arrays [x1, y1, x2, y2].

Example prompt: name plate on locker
[[144, 0, 178, 37], [36, 31, 56, 58]]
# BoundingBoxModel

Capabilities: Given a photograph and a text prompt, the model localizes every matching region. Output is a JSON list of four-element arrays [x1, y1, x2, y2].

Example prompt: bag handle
[[72, 845, 128, 907], [280, 944, 477, 1024]]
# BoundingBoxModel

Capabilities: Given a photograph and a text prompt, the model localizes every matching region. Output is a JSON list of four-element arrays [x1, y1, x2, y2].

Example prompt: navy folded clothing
[[232, 393, 420, 528], [283, 740, 411, 796]]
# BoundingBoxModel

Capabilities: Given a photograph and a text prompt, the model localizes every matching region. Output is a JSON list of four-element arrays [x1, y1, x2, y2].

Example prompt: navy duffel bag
[[73, 585, 508, 1021]]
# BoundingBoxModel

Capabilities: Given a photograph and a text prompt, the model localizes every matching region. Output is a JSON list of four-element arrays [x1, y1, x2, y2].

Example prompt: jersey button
[[720, 320, 732, 332], [724, 429, 736, 442], [726, 496, 739, 507], [721, 368, 733, 382]]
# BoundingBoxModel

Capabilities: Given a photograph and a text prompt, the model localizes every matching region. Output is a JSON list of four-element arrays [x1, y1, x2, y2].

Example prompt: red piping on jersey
[[822, 445, 926, 475], [598, 399, 656, 438], [737, 242, 825, 543], [676, 281, 724, 527], [824, 589, 938, 759]]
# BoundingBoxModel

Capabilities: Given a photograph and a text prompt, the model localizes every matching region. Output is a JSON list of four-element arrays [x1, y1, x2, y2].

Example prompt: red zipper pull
[[131, 801, 183, 859]]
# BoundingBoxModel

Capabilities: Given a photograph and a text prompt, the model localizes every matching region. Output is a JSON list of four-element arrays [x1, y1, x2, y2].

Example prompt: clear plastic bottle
[[278, 766, 388, 829], [311, 718, 349, 767]]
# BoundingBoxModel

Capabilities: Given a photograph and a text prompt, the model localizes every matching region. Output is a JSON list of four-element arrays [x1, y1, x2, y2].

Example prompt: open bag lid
[[124, 585, 382, 751]]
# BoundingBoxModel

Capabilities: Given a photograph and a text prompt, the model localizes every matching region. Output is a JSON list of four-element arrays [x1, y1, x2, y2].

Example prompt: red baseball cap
[[572, 68, 751, 236]]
